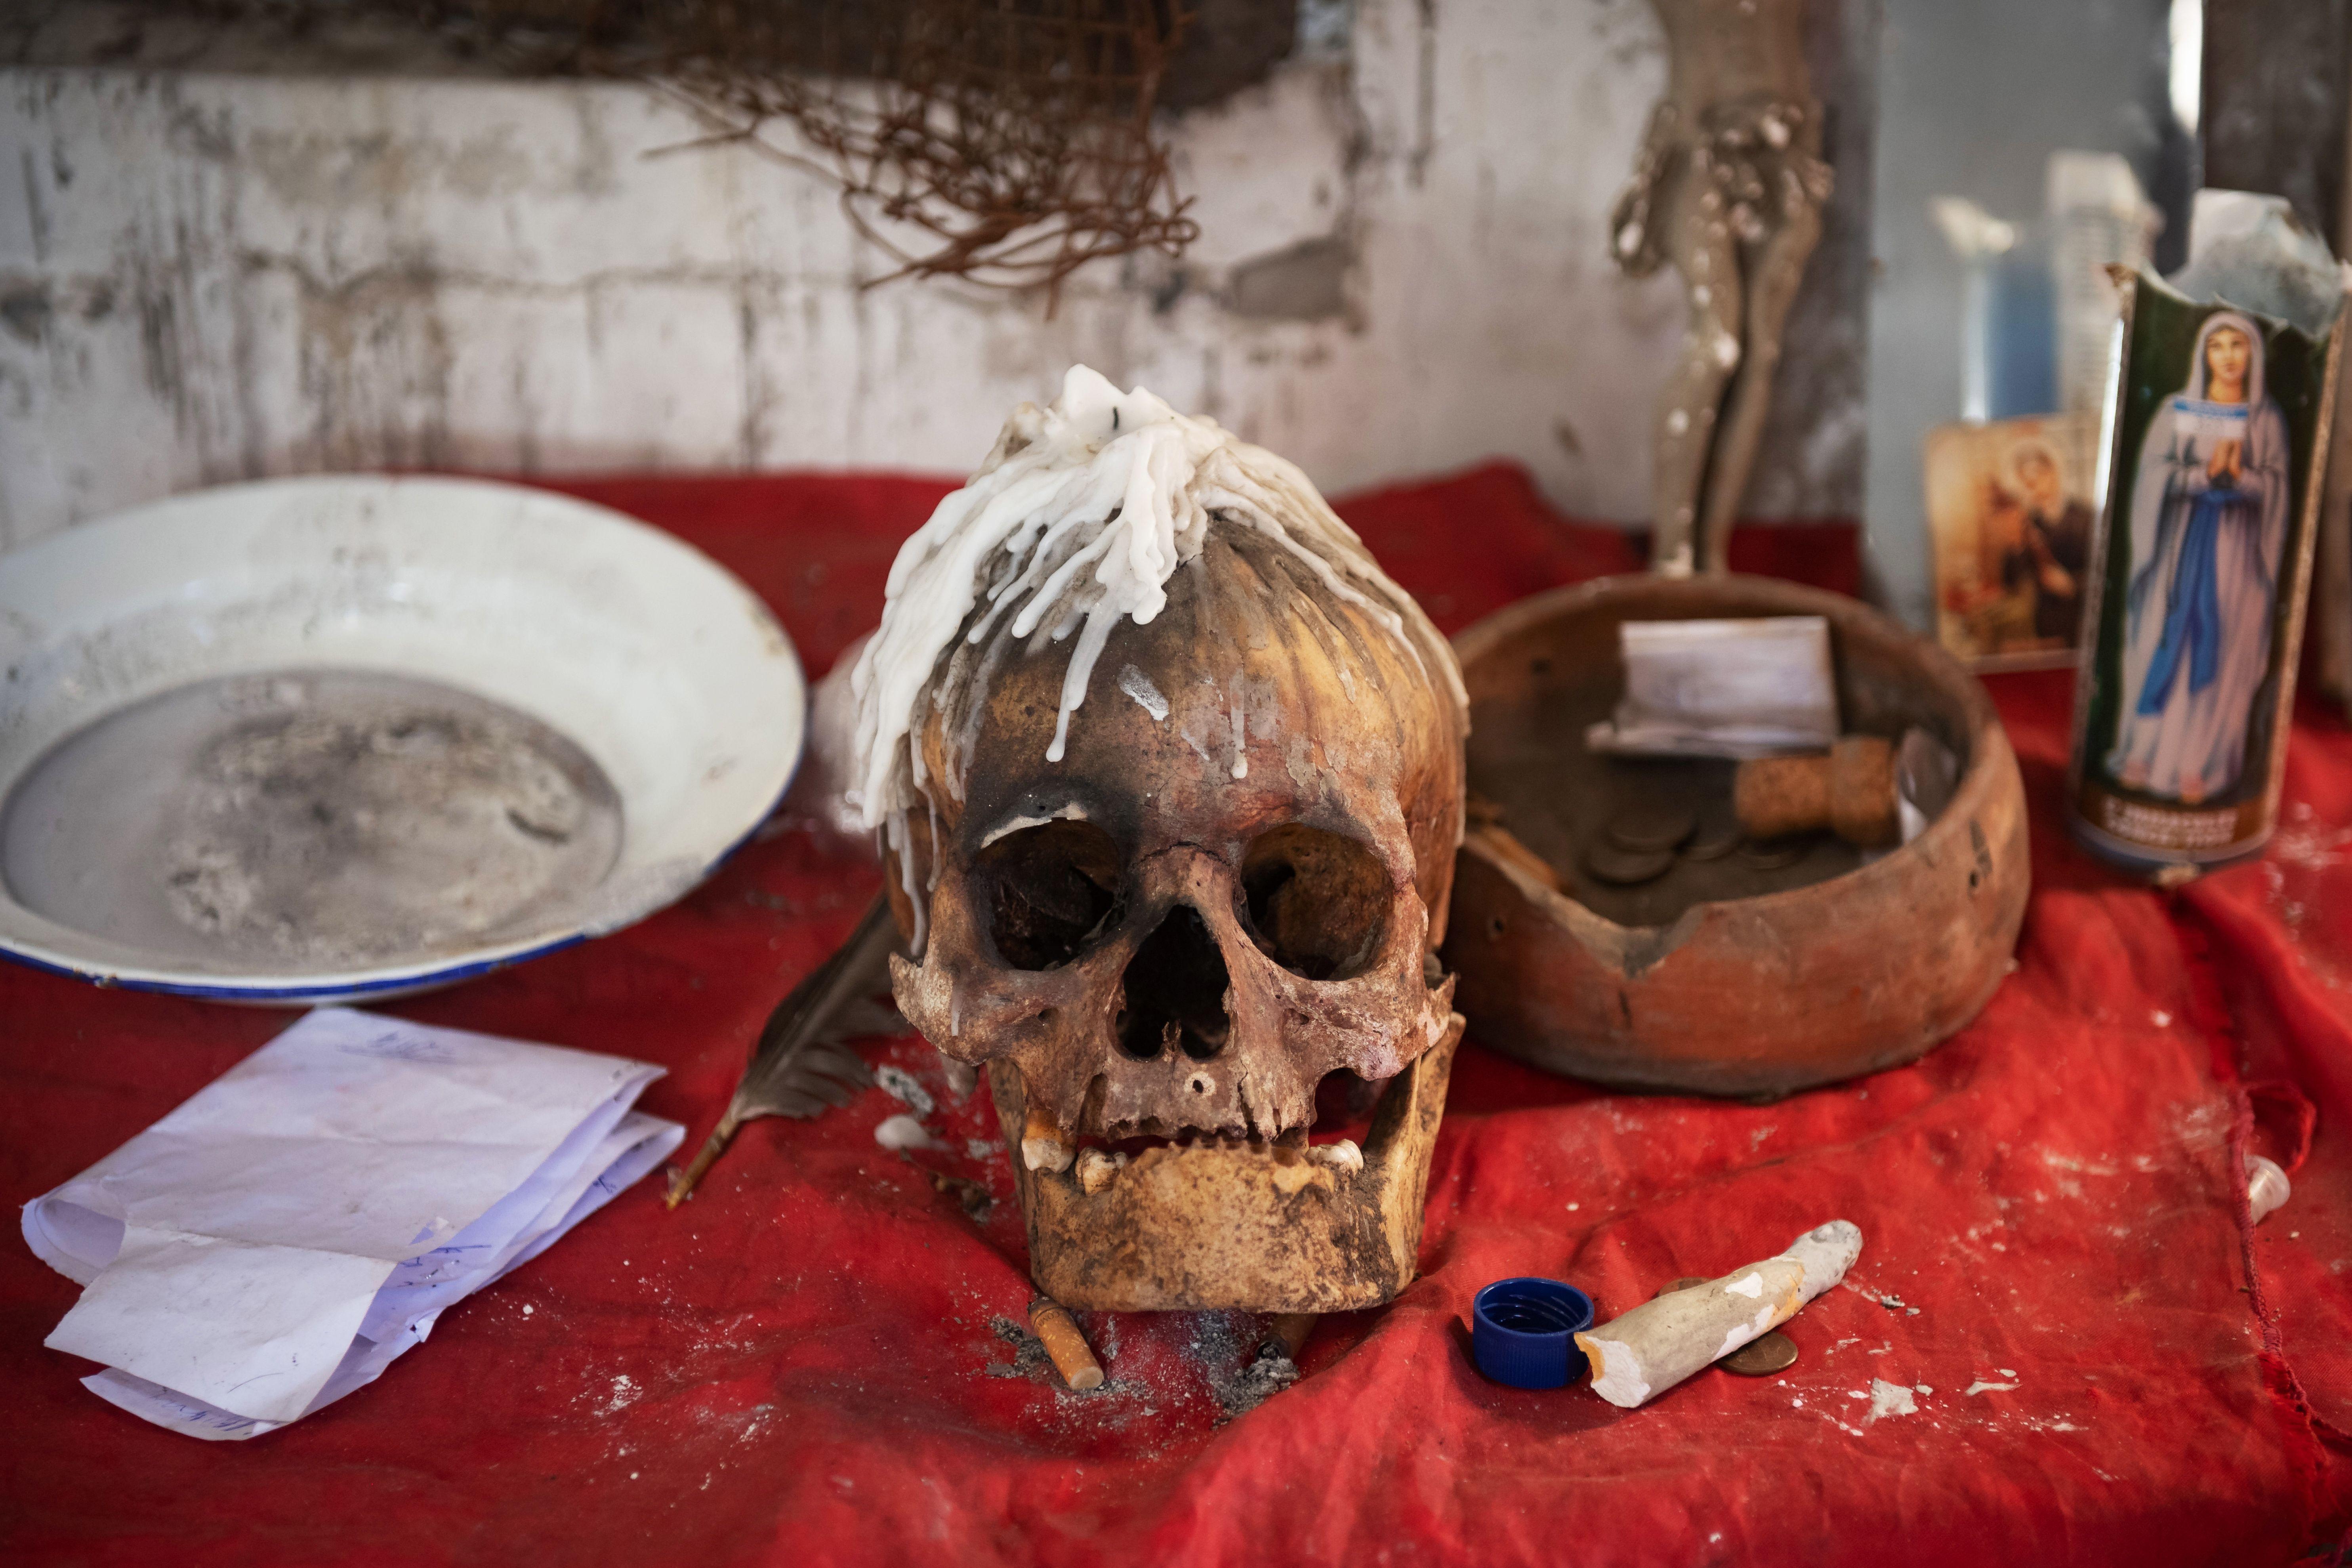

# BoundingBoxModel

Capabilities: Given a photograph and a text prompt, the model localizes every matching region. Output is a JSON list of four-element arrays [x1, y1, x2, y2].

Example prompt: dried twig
[[195, 0, 1202, 299]]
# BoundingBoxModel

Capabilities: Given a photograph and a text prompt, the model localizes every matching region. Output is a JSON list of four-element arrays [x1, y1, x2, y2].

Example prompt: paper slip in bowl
[[21, 1008, 682, 1440], [1585, 616, 1841, 759]]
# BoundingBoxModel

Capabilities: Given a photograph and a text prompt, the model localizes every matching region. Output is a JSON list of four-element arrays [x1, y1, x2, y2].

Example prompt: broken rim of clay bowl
[[1440, 572, 2029, 1100], [0, 475, 805, 1004]]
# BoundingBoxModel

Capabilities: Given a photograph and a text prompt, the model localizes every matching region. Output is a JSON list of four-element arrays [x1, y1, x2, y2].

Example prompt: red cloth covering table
[[3, 464, 2348, 1566]]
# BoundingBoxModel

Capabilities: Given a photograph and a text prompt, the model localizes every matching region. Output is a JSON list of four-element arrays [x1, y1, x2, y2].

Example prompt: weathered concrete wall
[[0, 0, 1869, 552]]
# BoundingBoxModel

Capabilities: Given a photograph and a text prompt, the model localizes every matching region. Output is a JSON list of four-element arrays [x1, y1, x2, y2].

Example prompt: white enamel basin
[[0, 475, 805, 1003]]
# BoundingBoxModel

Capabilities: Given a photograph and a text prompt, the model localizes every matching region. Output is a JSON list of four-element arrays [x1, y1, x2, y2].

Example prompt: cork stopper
[[1733, 737, 1898, 847]]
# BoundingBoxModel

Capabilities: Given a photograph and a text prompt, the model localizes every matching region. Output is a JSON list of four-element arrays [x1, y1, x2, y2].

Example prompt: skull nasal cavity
[[1117, 906, 1232, 1062]]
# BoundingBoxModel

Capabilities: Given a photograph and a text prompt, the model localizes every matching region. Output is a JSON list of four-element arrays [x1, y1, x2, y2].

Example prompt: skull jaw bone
[[991, 1015, 1463, 1312]]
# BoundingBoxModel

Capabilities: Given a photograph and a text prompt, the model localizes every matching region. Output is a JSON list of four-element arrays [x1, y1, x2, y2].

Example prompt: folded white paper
[[1585, 616, 1842, 759], [22, 1007, 682, 1440]]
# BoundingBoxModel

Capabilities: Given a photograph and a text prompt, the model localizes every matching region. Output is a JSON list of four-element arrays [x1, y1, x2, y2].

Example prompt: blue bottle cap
[[1471, 1276, 1597, 1389]]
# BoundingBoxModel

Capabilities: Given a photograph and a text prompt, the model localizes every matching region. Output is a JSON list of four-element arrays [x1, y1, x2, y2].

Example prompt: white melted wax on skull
[[847, 367, 1454, 897]]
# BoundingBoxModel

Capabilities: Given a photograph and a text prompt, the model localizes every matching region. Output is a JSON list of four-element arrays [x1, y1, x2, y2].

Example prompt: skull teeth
[[1051, 1134, 1369, 1194], [1023, 1134, 1074, 1173], [1022, 1107, 1075, 1173], [1076, 1148, 1127, 1194], [1307, 1139, 1364, 1173]]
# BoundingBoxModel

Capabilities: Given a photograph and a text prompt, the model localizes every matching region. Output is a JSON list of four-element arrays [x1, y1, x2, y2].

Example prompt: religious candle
[[2068, 239, 2344, 877]]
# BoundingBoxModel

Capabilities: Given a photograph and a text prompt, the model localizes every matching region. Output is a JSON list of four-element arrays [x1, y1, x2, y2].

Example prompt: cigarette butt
[[1265, 1312, 1318, 1360], [1028, 1296, 1104, 1391]]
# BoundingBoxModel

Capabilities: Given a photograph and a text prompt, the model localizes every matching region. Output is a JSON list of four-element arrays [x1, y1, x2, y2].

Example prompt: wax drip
[[848, 365, 1464, 830], [885, 808, 927, 961]]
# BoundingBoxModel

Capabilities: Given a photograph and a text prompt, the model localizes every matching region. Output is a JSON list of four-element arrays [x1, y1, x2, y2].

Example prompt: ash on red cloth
[[1, 464, 2343, 1565]]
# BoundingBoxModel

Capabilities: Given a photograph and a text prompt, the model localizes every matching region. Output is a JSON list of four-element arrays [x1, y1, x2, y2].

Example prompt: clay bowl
[[1439, 572, 2028, 1099]]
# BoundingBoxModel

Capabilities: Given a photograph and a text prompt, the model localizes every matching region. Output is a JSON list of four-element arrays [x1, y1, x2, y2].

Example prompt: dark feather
[[666, 893, 903, 1206]]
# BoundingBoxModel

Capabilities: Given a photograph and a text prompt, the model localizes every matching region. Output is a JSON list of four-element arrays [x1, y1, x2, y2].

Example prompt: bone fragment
[[873, 1113, 937, 1151], [1735, 738, 1898, 846], [2247, 1155, 2291, 1225], [1575, 1221, 1862, 1409], [1022, 1107, 1074, 1173], [1076, 1148, 1126, 1194], [1028, 1297, 1104, 1391]]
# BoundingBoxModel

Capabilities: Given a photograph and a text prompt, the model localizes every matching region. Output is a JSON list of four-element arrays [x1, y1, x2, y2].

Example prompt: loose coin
[[1738, 837, 1808, 871], [1646, 1275, 1799, 1373], [1722, 1330, 1799, 1375], [1584, 840, 1675, 886], [1607, 802, 1697, 853], [1683, 822, 1742, 862]]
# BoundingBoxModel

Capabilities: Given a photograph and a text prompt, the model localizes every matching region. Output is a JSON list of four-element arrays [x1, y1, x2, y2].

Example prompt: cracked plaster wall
[[0, 0, 1869, 553]]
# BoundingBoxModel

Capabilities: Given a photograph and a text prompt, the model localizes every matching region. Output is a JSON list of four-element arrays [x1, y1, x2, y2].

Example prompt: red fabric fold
[[0, 463, 2342, 1565]]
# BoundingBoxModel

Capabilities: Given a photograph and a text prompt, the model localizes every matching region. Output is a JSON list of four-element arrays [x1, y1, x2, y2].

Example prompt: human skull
[[853, 368, 1466, 1312]]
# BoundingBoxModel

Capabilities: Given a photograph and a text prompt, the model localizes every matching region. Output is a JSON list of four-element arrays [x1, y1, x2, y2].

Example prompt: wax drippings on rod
[[847, 365, 1460, 829]]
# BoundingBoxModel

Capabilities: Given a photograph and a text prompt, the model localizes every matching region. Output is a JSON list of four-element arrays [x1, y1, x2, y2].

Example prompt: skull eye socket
[[1239, 824, 1390, 980], [976, 819, 1123, 970]]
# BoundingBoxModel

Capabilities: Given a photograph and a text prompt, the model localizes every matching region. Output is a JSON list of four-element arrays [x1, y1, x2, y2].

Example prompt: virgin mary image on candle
[[2107, 312, 2291, 804]]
